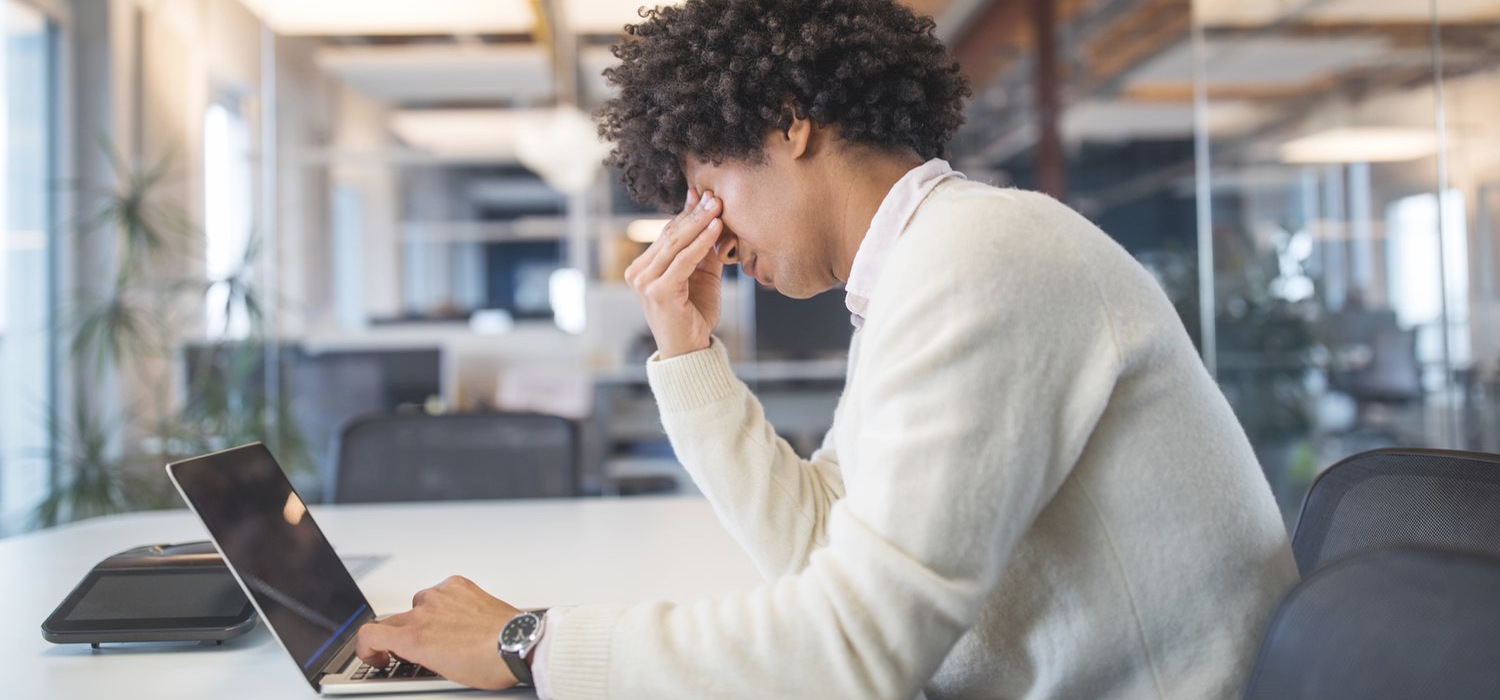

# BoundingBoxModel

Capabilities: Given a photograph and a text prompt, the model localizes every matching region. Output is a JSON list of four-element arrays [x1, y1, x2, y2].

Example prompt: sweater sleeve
[[644, 337, 846, 580], [544, 197, 1122, 700]]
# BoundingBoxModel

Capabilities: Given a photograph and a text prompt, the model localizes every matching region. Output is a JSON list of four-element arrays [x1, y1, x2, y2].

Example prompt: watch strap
[[499, 609, 547, 687], [502, 647, 534, 686]]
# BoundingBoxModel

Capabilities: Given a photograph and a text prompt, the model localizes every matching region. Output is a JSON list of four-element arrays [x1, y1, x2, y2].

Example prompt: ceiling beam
[[528, 0, 555, 48], [1080, 0, 1191, 89], [529, 0, 578, 105], [1210, 20, 1500, 52], [952, 0, 1033, 85]]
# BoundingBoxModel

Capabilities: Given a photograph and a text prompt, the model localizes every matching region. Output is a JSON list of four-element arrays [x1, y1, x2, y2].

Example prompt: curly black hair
[[597, 0, 971, 210]]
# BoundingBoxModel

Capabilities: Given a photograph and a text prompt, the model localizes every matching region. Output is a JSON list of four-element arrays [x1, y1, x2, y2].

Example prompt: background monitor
[[181, 343, 444, 485], [752, 286, 854, 361]]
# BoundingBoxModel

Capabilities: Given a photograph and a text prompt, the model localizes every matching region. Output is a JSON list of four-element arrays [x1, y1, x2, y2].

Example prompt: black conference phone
[[42, 541, 257, 647]]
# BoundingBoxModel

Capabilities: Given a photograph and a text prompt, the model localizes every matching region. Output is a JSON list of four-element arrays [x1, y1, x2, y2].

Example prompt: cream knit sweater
[[545, 181, 1298, 700]]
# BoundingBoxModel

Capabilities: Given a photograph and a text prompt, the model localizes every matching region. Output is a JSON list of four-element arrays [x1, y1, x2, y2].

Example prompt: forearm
[[648, 338, 844, 579], [543, 504, 976, 700]]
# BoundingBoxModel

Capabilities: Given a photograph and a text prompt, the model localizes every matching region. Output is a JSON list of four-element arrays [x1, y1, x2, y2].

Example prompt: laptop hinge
[[318, 630, 362, 681]]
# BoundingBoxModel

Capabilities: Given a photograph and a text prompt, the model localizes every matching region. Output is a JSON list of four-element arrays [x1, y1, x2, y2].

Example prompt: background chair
[[1242, 547, 1500, 700], [1291, 447, 1500, 575], [329, 412, 579, 503]]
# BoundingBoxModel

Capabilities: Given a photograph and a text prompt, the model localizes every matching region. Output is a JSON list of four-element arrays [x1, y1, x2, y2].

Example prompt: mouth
[[746, 256, 769, 286]]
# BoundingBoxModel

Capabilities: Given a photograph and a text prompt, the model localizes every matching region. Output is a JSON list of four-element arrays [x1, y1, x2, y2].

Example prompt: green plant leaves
[[35, 140, 312, 530]]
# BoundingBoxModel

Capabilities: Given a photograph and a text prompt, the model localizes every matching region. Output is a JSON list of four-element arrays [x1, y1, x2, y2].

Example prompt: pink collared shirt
[[845, 159, 966, 328]]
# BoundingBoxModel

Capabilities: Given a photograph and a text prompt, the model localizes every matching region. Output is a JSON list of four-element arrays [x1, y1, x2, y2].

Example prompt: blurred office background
[[1, 0, 1497, 535]]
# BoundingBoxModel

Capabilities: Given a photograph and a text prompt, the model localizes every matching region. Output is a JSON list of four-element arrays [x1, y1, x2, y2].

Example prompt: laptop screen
[[169, 444, 372, 686]]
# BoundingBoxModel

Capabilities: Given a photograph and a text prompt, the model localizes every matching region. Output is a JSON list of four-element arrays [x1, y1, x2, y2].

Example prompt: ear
[[782, 113, 813, 160]]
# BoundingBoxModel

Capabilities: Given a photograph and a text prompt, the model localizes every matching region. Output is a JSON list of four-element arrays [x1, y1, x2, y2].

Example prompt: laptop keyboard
[[350, 657, 441, 681]]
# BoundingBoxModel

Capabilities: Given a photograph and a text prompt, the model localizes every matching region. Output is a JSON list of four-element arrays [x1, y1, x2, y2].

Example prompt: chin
[[775, 280, 833, 300]]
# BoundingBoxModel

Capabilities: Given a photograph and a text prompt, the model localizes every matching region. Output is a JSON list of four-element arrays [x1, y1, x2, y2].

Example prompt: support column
[[1032, 0, 1067, 200]]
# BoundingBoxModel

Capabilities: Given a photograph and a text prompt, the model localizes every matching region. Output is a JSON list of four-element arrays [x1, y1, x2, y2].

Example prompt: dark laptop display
[[169, 444, 372, 686]]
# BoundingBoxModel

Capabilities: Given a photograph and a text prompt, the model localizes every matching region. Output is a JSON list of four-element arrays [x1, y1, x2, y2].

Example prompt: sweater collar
[[844, 158, 965, 327]]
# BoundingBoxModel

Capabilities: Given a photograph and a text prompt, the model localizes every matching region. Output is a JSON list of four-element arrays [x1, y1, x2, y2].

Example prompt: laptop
[[167, 442, 467, 695]]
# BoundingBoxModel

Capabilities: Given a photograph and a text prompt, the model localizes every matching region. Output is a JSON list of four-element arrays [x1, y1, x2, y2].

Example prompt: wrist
[[657, 338, 711, 360], [498, 609, 546, 687]]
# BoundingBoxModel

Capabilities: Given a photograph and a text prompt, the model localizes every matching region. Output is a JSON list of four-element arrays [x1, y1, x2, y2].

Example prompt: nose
[[714, 230, 741, 266]]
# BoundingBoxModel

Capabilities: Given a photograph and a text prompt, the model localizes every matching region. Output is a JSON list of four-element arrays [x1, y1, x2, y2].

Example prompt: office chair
[[1321, 311, 1419, 401], [1291, 448, 1500, 576], [329, 412, 579, 503], [1321, 318, 1420, 444], [1242, 547, 1500, 700], [1348, 328, 1422, 403]]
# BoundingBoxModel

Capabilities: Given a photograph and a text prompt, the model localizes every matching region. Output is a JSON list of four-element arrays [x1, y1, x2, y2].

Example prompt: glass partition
[[0, 0, 56, 533], [1193, 0, 1500, 517]]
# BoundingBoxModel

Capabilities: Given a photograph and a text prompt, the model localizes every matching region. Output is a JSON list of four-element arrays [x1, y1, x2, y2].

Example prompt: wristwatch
[[498, 609, 547, 686]]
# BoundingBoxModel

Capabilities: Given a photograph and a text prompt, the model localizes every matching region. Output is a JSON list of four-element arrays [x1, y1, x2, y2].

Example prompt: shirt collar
[[844, 158, 965, 327]]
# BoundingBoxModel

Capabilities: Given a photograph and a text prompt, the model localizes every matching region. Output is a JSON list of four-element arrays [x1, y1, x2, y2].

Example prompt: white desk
[[2, 496, 762, 700]]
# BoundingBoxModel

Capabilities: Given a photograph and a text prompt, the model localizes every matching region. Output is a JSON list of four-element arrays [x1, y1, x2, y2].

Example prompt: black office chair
[[1242, 547, 1500, 700], [1322, 311, 1422, 404], [1291, 448, 1500, 575], [329, 412, 579, 503]]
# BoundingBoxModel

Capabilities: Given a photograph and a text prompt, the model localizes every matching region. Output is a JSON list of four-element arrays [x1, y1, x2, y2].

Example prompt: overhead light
[[1279, 127, 1439, 164], [562, 0, 682, 34], [626, 219, 670, 243], [316, 45, 554, 104], [515, 106, 613, 195], [239, 0, 533, 36], [393, 108, 611, 181], [390, 108, 551, 161]]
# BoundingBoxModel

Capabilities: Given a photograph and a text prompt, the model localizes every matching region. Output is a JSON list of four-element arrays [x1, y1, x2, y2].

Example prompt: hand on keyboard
[[350, 656, 441, 681]]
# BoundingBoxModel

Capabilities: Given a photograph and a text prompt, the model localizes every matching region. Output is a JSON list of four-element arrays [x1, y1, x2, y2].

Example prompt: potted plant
[[33, 140, 308, 528]]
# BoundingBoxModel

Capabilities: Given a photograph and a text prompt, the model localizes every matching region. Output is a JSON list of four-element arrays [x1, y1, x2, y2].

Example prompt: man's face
[[680, 152, 837, 300]]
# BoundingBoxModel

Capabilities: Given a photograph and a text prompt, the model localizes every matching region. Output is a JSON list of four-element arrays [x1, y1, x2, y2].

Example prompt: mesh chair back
[[1291, 448, 1500, 575], [330, 412, 578, 503], [1242, 548, 1500, 700]]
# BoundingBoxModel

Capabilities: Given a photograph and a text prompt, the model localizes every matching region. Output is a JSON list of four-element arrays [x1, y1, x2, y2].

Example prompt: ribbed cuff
[[645, 336, 743, 412], [547, 604, 629, 700], [531, 607, 568, 699]]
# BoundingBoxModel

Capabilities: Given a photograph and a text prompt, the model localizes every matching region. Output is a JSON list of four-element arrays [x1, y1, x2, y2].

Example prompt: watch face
[[501, 613, 539, 649]]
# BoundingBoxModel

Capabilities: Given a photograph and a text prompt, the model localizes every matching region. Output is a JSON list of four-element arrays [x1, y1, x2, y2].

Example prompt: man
[[354, 1, 1298, 698]]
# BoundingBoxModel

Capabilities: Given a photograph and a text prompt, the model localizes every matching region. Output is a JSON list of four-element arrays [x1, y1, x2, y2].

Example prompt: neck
[[828, 151, 927, 283]]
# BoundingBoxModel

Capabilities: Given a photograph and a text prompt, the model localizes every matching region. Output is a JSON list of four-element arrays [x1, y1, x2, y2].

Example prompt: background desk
[[2, 496, 762, 700], [591, 360, 845, 494]]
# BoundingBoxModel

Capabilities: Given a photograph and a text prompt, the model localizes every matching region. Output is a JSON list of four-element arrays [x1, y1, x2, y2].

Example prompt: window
[[0, 0, 56, 533], [1387, 190, 1471, 372], [203, 100, 254, 340]]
